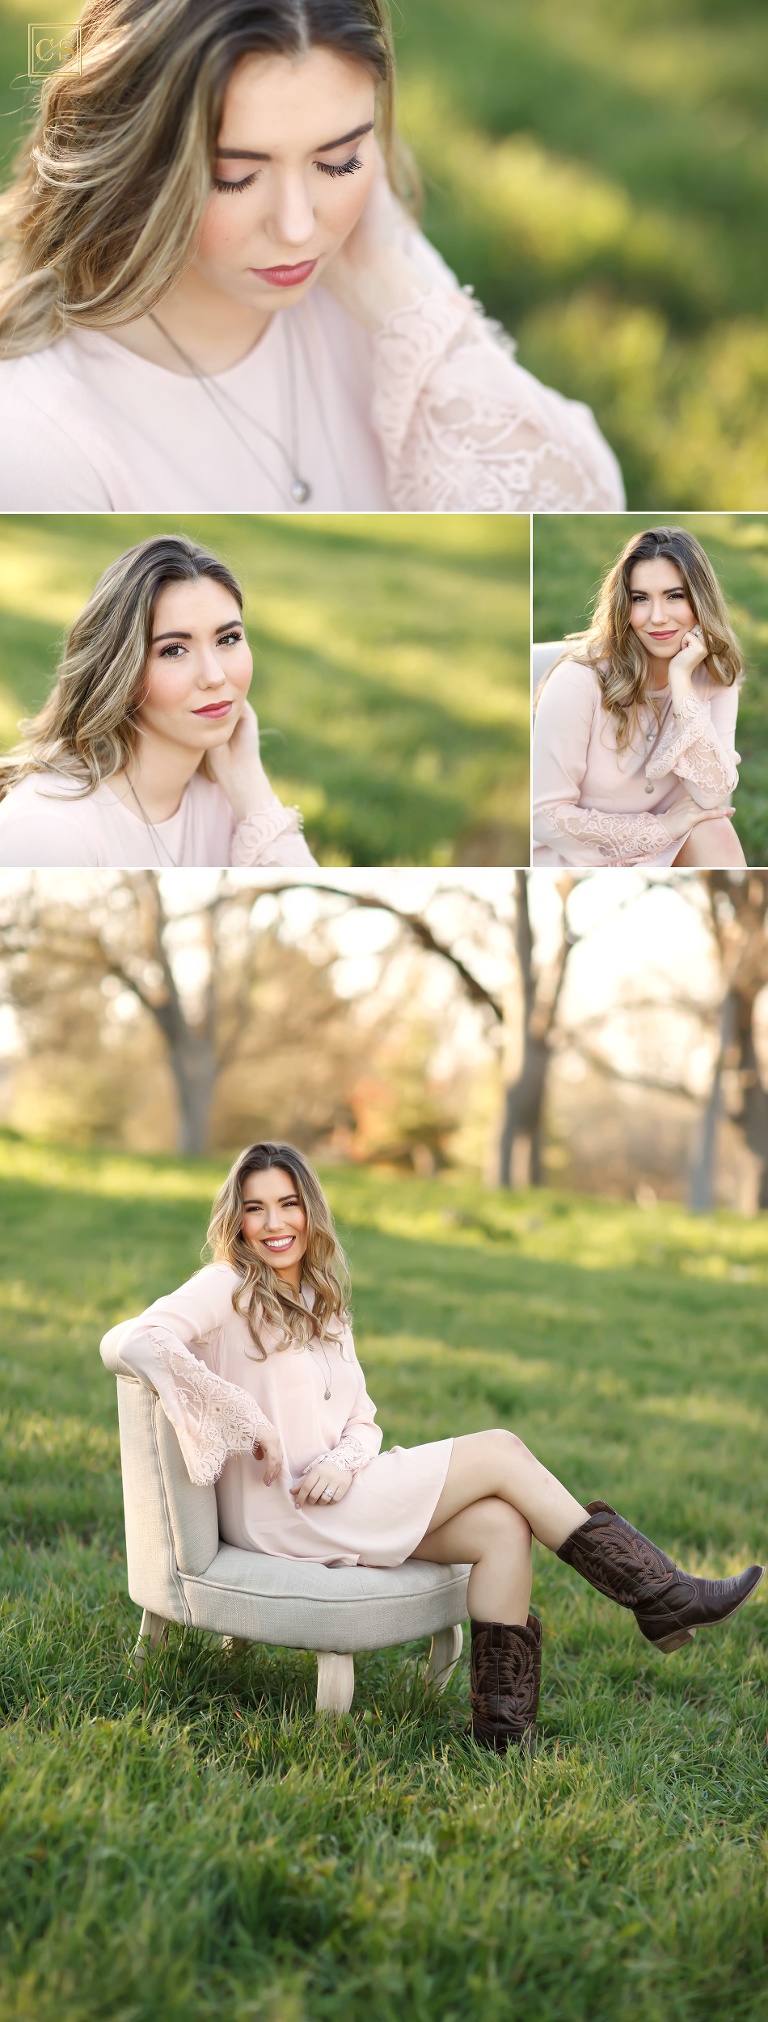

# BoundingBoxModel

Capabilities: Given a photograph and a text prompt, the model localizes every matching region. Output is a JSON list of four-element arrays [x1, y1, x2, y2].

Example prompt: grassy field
[[0, 512, 529, 866], [533, 511, 768, 866], [1, 1133, 767, 2020], [2, 0, 768, 506]]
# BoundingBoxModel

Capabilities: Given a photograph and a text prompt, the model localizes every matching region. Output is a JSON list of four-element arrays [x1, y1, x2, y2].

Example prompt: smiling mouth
[[249, 260, 318, 287], [261, 1235, 296, 1252], [647, 630, 678, 640], [193, 701, 233, 718]]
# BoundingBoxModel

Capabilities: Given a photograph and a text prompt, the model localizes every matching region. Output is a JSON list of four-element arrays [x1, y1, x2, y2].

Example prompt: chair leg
[[316, 1652, 355, 1715], [133, 1609, 169, 1669], [426, 1623, 463, 1692]]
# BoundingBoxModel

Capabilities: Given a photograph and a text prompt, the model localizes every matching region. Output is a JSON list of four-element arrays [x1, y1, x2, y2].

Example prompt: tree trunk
[[167, 1029, 218, 1155], [733, 997, 768, 1209], [688, 991, 735, 1213], [498, 1033, 550, 1188]]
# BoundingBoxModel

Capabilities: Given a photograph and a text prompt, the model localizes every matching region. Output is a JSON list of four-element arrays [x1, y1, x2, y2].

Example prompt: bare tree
[[0, 873, 375, 1155]]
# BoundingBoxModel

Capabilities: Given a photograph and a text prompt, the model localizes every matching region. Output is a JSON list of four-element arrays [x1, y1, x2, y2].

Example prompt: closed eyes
[[213, 154, 363, 193]]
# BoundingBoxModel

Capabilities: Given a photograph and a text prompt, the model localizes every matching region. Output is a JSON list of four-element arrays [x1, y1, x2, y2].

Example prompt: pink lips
[[250, 259, 318, 288], [648, 631, 677, 640], [193, 700, 233, 719]]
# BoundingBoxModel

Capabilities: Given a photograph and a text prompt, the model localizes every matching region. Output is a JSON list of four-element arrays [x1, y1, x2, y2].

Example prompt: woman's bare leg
[[673, 818, 746, 867], [411, 1496, 533, 1624], [416, 1430, 589, 1554]]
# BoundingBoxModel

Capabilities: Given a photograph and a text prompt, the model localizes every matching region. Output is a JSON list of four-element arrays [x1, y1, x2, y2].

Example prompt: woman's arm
[[324, 168, 624, 513], [100, 1266, 278, 1487], [206, 703, 318, 867], [532, 661, 675, 866], [645, 671, 740, 809]]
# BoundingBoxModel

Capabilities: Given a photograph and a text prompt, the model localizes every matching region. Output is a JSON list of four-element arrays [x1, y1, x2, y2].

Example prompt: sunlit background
[[1, 0, 767, 507], [2, 867, 768, 1215]]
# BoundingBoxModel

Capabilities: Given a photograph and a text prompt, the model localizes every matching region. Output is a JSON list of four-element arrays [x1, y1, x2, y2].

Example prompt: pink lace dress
[[0, 227, 623, 513], [101, 1264, 453, 1569], [532, 659, 741, 867]]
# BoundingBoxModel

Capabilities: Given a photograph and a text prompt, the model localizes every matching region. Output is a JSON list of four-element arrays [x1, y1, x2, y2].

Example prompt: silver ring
[[323, 1487, 335, 1501]]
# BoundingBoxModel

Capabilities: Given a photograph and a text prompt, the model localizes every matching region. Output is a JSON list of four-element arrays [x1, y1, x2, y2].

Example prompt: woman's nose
[[267, 173, 316, 249], [198, 652, 228, 688]]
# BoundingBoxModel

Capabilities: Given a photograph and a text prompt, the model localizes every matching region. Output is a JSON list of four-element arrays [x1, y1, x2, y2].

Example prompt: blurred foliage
[[533, 511, 768, 863], [1, 0, 767, 504], [0, 512, 529, 865]]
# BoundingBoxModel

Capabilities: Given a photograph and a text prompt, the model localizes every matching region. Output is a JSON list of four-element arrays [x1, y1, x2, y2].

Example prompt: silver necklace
[[311, 1339, 334, 1400], [123, 776, 181, 866], [148, 311, 312, 506]]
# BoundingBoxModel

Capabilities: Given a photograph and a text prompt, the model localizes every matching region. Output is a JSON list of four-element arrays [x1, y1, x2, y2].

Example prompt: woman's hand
[[206, 701, 277, 822], [253, 1424, 284, 1486], [668, 626, 709, 712], [322, 143, 427, 332], [291, 1462, 352, 1509], [659, 793, 734, 842]]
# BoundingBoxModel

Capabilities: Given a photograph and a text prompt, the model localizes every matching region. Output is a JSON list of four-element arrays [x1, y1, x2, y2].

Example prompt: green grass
[[0, 512, 529, 867], [1, 1133, 767, 2019], [533, 511, 768, 866], [2, 0, 768, 505]]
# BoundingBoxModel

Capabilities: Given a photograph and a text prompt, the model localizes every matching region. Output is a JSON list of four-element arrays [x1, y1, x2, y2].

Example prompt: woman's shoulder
[[539, 657, 602, 703], [0, 770, 104, 864]]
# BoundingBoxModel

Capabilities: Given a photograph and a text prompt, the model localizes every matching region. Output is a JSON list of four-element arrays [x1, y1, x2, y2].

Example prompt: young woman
[[532, 526, 747, 869], [0, 534, 317, 867], [100, 1141, 764, 1755], [0, 0, 624, 514]]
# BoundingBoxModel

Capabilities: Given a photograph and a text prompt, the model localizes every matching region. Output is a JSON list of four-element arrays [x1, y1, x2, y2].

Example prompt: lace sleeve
[[230, 802, 317, 868], [310, 1430, 380, 1477], [644, 693, 739, 804], [540, 802, 673, 866], [371, 289, 625, 512], [118, 1326, 274, 1487]]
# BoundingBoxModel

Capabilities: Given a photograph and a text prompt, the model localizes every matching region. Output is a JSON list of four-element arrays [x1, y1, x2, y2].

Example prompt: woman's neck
[[111, 729, 204, 824], [106, 267, 272, 377], [646, 656, 671, 693]]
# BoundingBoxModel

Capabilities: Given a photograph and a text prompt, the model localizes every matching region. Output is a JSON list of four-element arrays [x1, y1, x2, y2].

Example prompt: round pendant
[[645, 782, 654, 794], [324, 1388, 331, 1400], [291, 477, 311, 504]]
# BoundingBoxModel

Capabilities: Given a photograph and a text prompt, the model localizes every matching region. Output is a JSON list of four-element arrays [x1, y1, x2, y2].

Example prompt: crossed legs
[[410, 1429, 589, 1623]]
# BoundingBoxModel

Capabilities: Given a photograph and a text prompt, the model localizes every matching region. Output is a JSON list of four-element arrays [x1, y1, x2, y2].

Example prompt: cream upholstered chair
[[102, 1343, 469, 1714], [531, 640, 567, 688]]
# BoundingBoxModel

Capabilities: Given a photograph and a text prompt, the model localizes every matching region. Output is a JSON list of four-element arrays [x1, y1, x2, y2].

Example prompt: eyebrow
[[152, 625, 242, 641], [216, 120, 374, 161]]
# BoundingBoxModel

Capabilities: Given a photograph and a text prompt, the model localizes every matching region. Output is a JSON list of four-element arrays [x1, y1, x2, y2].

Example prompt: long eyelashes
[[158, 631, 243, 658], [316, 154, 362, 178], [213, 154, 363, 194]]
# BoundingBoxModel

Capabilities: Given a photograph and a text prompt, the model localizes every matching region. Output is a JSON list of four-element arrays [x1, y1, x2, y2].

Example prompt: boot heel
[[653, 1625, 697, 1654]]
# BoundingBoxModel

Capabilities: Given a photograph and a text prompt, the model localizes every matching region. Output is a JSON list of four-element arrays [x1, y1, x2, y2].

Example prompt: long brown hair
[[0, 534, 243, 802], [0, 0, 417, 358], [206, 1141, 351, 1355], [536, 526, 743, 753]]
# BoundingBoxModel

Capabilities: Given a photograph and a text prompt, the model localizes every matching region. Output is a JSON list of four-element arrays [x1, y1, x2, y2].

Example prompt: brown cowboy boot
[[469, 1613, 542, 1754], [557, 1501, 764, 1653]]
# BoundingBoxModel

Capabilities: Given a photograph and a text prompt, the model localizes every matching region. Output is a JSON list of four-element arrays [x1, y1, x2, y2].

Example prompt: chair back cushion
[[531, 640, 567, 688], [116, 1377, 219, 1616]]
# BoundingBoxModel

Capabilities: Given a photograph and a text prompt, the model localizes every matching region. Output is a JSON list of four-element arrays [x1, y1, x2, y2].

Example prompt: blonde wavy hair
[[0, 534, 243, 803], [206, 1141, 351, 1356], [536, 526, 743, 754], [0, 0, 418, 358]]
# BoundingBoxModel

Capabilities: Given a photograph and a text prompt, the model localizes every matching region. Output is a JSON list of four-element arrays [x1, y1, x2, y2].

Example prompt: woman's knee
[[471, 1495, 532, 1555], [482, 1426, 532, 1471]]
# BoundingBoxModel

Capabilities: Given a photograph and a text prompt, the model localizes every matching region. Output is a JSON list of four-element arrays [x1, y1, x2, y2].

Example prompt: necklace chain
[[147, 311, 312, 507], [124, 776, 181, 866]]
